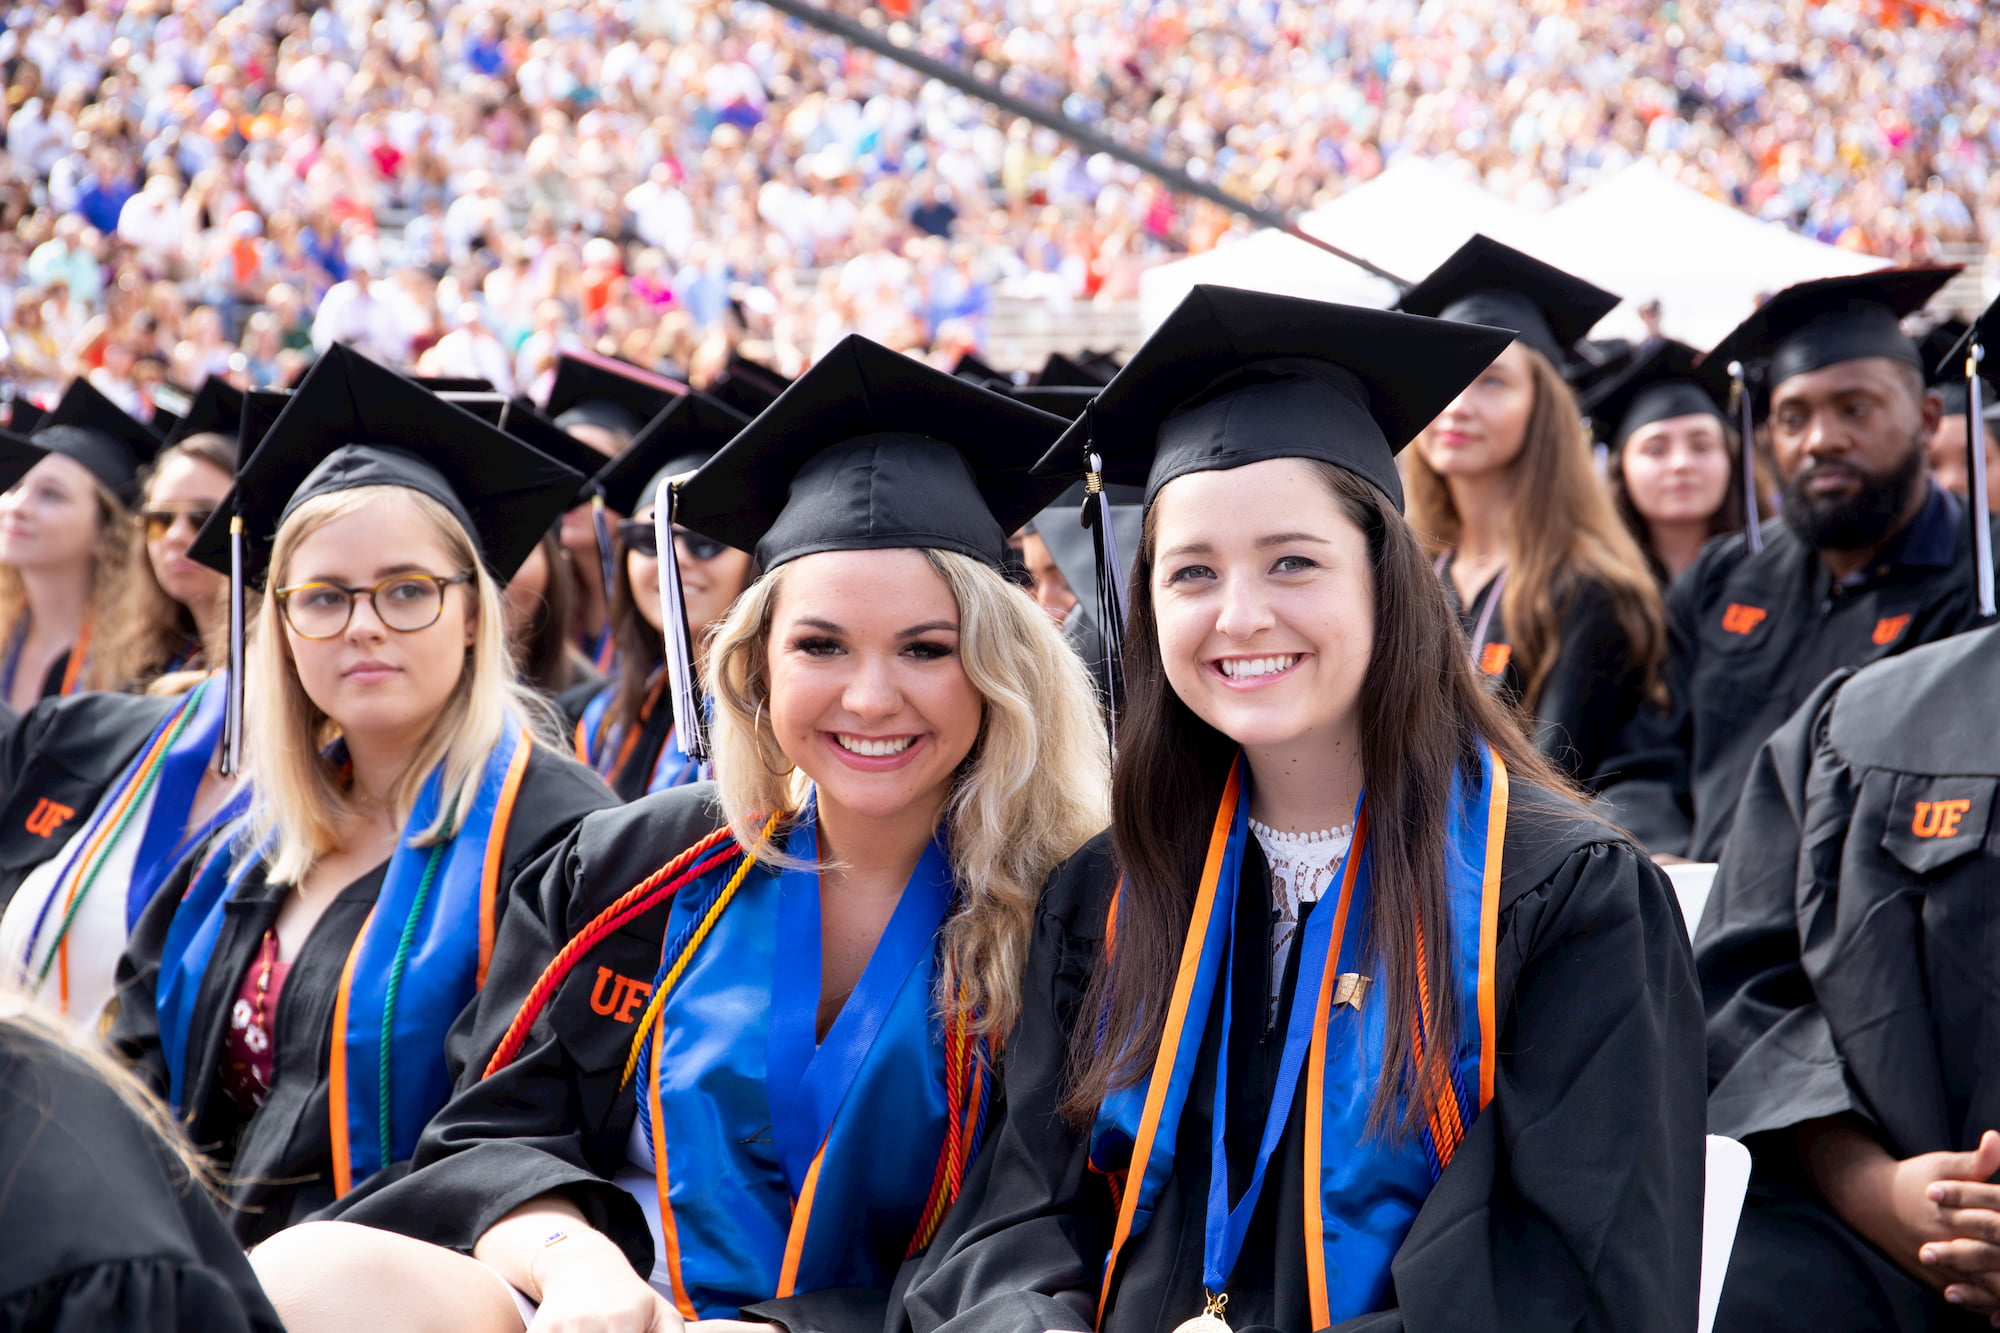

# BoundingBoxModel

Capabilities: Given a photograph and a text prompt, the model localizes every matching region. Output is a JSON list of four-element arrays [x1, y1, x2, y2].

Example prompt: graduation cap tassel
[[1969, 342, 1995, 619], [654, 477, 709, 762], [1729, 361, 1762, 554], [221, 514, 246, 777], [1082, 445, 1126, 749], [589, 490, 618, 610]]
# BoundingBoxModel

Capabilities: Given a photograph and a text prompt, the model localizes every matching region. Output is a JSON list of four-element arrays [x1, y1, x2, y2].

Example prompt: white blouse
[[1250, 819, 1355, 1016]]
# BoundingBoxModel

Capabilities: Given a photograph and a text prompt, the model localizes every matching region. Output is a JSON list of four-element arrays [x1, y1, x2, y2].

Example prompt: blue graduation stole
[[156, 721, 532, 1193], [577, 674, 709, 795], [630, 799, 961, 1315], [1088, 745, 1508, 1327]]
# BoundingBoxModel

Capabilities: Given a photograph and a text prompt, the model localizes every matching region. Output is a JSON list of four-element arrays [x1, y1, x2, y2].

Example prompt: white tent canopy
[[1538, 161, 1887, 349]]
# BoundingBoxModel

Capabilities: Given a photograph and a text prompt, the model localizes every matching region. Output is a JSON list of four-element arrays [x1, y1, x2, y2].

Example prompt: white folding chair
[[1701, 1135, 1753, 1333], [1667, 863, 1720, 940]]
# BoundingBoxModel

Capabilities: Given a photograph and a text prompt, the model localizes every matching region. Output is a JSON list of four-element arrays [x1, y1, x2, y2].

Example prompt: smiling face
[[1620, 413, 1732, 528], [144, 451, 231, 609], [627, 502, 756, 642], [0, 453, 105, 572], [763, 548, 983, 827], [276, 489, 476, 745], [1148, 458, 1374, 760], [1413, 339, 1536, 481]]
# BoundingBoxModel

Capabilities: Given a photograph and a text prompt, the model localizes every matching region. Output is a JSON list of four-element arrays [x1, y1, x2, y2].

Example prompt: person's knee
[[249, 1220, 521, 1333], [249, 1222, 382, 1330]]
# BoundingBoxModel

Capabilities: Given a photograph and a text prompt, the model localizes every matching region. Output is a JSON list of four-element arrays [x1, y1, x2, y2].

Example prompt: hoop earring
[[753, 699, 795, 776]]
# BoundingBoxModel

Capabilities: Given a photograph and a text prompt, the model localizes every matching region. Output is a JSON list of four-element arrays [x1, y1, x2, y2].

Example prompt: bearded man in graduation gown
[[1597, 268, 1994, 862]]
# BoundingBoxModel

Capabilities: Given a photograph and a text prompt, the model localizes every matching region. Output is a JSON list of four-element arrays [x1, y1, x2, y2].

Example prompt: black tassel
[[1969, 342, 1994, 618], [221, 515, 246, 777], [1082, 435, 1126, 750], [589, 490, 617, 610], [1729, 361, 1762, 554], [655, 477, 708, 761]]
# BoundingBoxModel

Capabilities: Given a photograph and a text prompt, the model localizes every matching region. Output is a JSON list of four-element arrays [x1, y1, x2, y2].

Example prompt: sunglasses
[[139, 506, 215, 541], [616, 520, 728, 562]]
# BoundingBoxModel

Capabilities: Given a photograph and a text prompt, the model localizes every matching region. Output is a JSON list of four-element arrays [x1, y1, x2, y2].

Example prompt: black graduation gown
[[1698, 623, 2000, 1332], [324, 782, 897, 1333], [1598, 484, 1991, 859], [107, 741, 614, 1247], [0, 689, 177, 914], [0, 1022, 284, 1332], [901, 778, 1705, 1333], [1439, 563, 1642, 782]]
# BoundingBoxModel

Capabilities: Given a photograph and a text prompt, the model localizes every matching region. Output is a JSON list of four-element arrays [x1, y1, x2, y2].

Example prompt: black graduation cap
[[1700, 267, 1957, 399], [497, 400, 616, 501], [706, 353, 792, 419], [1003, 384, 1099, 422], [592, 391, 751, 517], [1395, 234, 1619, 366], [8, 378, 164, 504], [1037, 284, 1517, 510], [544, 354, 683, 440], [1035, 352, 1113, 388], [409, 375, 494, 393], [667, 338, 1070, 759], [1920, 319, 1970, 387], [164, 376, 245, 445], [952, 351, 1007, 386], [6, 400, 44, 434], [190, 345, 585, 587], [437, 391, 509, 426], [1935, 295, 2000, 617], [0, 430, 45, 494], [240, 390, 289, 458], [1582, 341, 1727, 450], [1032, 286, 1515, 729]]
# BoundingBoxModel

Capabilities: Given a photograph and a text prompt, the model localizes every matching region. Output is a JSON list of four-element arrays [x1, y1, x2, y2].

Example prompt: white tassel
[[1729, 361, 1762, 554], [1969, 343, 1994, 619], [654, 476, 708, 761], [221, 516, 246, 776]]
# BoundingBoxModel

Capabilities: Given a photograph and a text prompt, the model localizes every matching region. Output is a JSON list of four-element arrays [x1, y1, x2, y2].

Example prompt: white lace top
[[1250, 818, 1355, 1015]]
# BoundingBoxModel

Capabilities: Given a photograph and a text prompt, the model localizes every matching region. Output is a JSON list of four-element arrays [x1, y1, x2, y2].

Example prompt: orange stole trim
[[609, 674, 670, 788], [1095, 763, 1243, 1327], [53, 700, 188, 1012], [777, 1143, 829, 1297], [56, 618, 91, 696], [476, 727, 533, 988], [1477, 752, 1508, 1110], [326, 907, 378, 1198], [572, 715, 591, 765], [1302, 808, 1370, 1332], [648, 1003, 701, 1319]]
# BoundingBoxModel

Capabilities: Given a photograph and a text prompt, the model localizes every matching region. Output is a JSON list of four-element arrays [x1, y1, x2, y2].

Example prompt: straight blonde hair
[[247, 486, 555, 885], [705, 548, 1110, 1041]]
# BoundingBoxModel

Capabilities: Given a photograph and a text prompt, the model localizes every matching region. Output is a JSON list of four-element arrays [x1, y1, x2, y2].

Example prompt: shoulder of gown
[[0, 1023, 284, 1333]]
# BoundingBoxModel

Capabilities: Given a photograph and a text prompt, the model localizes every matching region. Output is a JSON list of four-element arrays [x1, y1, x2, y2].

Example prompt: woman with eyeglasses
[[248, 343, 1108, 1333], [569, 391, 754, 801], [107, 352, 615, 1245], [0, 378, 162, 712]]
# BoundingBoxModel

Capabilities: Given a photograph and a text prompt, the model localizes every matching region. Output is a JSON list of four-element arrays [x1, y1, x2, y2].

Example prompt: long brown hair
[[98, 432, 238, 690], [1062, 463, 1574, 1135], [513, 530, 589, 694], [1406, 347, 1667, 708], [608, 531, 665, 733]]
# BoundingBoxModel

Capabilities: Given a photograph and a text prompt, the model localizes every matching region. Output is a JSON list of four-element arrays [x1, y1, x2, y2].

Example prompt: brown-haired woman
[[102, 428, 238, 687], [902, 287, 1703, 1333], [1588, 340, 1747, 584], [0, 378, 161, 710], [1398, 238, 1667, 783]]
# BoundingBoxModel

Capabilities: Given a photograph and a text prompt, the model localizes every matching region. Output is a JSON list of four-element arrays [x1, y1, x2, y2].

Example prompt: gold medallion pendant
[[1171, 1291, 1231, 1333]]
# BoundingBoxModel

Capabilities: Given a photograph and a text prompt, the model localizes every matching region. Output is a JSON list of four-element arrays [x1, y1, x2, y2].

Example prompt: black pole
[[752, 0, 1411, 291]]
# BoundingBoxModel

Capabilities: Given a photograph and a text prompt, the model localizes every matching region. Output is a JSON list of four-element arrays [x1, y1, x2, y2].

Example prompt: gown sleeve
[[1595, 559, 1707, 855], [900, 840, 1119, 1333], [1694, 670, 1859, 1145], [325, 817, 658, 1274], [1333, 837, 1706, 1333], [1531, 577, 1641, 784]]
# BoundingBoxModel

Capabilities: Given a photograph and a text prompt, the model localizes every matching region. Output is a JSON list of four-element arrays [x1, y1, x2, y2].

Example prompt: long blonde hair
[[705, 548, 1109, 1041], [247, 486, 556, 885], [0, 468, 145, 691], [1406, 346, 1666, 708]]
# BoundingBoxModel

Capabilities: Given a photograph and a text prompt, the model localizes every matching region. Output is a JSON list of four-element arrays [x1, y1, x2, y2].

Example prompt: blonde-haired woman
[[1398, 237, 1667, 783], [250, 342, 1107, 1333], [109, 351, 614, 1247], [0, 378, 160, 709]]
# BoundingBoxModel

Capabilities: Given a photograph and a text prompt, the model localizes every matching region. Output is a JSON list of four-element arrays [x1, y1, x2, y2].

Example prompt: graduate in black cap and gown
[[1699, 299, 2000, 1333], [1396, 236, 1669, 783], [567, 390, 754, 800], [543, 354, 687, 673], [901, 285, 1703, 1333], [249, 337, 1111, 1333], [1596, 266, 1987, 861], [0, 377, 163, 709], [106, 347, 616, 1245], [1588, 340, 1748, 584]]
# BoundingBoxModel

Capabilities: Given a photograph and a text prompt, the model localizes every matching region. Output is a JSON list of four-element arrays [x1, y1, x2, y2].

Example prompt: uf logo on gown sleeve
[[1912, 799, 1974, 839], [23, 798, 75, 838], [1477, 643, 1511, 675], [589, 966, 655, 1023], [1720, 604, 1768, 636], [1872, 614, 1912, 647]]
